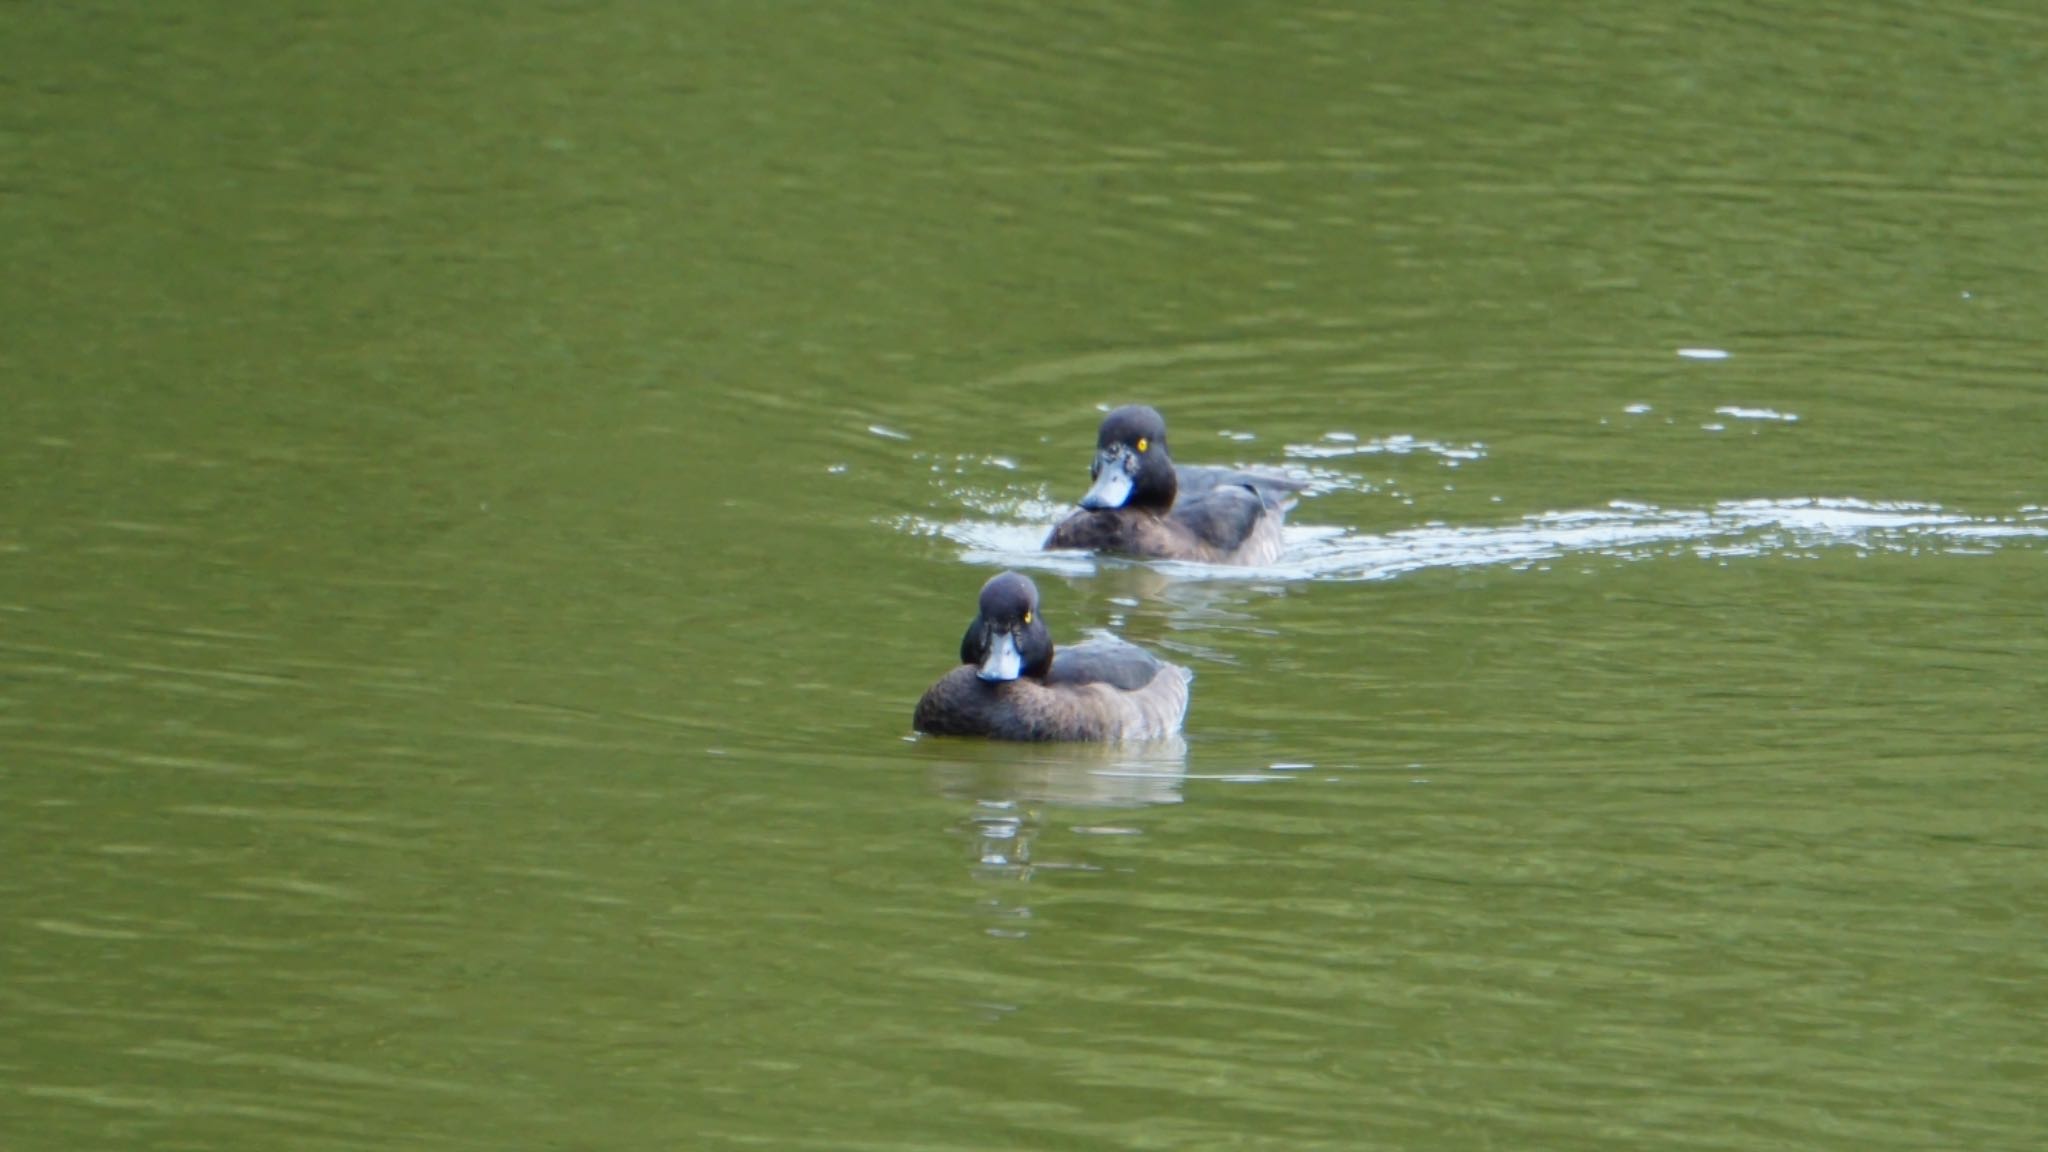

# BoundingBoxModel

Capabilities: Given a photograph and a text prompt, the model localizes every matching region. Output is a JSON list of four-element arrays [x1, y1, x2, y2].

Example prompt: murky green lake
[[6, 3, 2046, 1149]]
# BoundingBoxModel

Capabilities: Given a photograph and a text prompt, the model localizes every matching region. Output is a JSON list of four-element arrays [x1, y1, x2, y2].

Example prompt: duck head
[[960, 571, 1055, 682], [1079, 405, 1177, 512]]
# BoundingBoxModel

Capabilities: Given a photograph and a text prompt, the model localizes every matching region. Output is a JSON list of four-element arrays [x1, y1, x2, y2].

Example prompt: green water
[[5, 3, 2047, 1149]]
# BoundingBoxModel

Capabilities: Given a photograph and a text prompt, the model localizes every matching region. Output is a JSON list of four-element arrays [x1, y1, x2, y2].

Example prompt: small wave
[[1715, 406, 1799, 422]]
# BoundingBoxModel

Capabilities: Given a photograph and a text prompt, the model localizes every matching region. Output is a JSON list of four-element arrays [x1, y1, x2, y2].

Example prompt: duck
[[1043, 405, 1302, 565], [914, 572, 1191, 741]]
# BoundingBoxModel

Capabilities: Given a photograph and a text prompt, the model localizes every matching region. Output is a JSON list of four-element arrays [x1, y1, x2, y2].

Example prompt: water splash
[[1283, 433, 1487, 463], [903, 497, 2048, 584], [1715, 406, 1800, 422]]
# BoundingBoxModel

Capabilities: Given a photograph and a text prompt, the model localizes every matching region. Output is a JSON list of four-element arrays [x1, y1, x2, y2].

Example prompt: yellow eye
[[1022, 610, 1033, 624], [1136, 437, 1150, 453]]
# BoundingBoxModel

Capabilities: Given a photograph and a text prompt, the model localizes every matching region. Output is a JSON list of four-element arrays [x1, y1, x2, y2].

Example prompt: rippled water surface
[[6, 3, 2048, 1150]]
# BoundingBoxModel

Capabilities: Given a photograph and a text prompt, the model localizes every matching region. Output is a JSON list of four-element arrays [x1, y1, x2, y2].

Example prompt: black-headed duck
[[1044, 405, 1302, 565], [914, 572, 1191, 741]]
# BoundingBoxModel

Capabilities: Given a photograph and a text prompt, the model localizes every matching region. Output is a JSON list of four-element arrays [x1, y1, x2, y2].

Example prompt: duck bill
[[1079, 452, 1135, 510], [977, 631, 1023, 682]]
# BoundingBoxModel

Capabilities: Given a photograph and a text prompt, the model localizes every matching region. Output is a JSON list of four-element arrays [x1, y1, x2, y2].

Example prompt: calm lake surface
[[5, 3, 2047, 1149]]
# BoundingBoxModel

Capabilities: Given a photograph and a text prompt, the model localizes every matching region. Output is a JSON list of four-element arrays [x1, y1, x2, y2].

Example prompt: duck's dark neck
[[1025, 637, 1055, 680], [1130, 460, 1177, 511]]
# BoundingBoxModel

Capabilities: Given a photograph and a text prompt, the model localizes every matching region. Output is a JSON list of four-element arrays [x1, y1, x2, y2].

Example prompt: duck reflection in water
[[922, 736, 1189, 942]]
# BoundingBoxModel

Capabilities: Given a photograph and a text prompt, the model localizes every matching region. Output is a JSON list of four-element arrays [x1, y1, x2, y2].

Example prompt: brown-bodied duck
[[913, 572, 1191, 741], [1044, 405, 1302, 565]]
